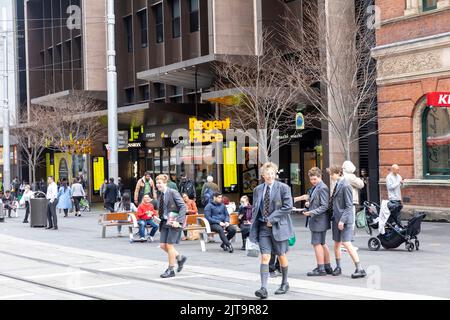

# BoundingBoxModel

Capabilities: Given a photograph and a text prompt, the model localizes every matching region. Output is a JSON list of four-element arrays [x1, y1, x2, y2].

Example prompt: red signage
[[427, 92, 450, 107]]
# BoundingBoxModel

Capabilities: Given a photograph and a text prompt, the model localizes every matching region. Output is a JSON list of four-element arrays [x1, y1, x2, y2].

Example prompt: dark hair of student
[[121, 193, 131, 211], [62, 179, 68, 191]]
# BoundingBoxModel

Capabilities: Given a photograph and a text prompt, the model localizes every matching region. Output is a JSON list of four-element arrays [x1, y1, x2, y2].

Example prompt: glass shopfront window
[[423, 107, 450, 178]]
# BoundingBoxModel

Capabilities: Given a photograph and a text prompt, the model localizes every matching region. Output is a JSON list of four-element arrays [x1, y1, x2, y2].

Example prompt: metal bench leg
[[102, 226, 106, 238], [200, 231, 207, 252], [128, 226, 134, 243]]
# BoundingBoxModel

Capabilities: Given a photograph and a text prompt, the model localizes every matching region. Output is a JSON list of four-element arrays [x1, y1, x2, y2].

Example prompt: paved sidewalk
[[0, 206, 449, 299]]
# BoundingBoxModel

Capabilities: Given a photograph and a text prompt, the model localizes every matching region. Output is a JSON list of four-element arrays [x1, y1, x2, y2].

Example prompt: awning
[[201, 88, 245, 106], [136, 54, 250, 89], [30, 90, 107, 106]]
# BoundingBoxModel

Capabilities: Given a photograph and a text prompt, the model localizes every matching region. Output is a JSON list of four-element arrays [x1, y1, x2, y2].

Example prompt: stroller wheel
[[406, 242, 415, 252], [415, 240, 420, 251], [368, 237, 381, 251]]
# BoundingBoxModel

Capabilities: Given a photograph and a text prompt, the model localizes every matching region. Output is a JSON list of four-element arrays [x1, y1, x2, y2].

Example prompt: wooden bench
[[183, 214, 208, 252], [197, 213, 242, 248], [98, 212, 138, 242]]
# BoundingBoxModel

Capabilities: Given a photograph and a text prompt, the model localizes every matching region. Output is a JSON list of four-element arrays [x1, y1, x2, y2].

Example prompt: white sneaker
[[148, 236, 154, 242], [140, 237, 146, 241]]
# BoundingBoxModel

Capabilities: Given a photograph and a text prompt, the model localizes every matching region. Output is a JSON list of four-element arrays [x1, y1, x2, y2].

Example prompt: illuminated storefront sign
[[223, 141, 238, 190], [93, 157, 105, 192], [189, 117, 231, 143]]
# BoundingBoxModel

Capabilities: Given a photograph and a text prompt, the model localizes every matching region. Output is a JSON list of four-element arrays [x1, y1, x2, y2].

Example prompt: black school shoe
[[332, 267, 342, 276], [307, 268, 327, 277], [274, 283, 290, 295], [351, 269, 367, 279], [220, 243, 228, 251], [255, 287, 268, 299], [176, 256, 187, 273], [160, 269, 175, 278]]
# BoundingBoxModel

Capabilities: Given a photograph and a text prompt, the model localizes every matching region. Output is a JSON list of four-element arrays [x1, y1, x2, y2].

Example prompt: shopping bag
[[288, 234, 296, 247], [356, 209, 367, 229], [245, 238, 260, 257]]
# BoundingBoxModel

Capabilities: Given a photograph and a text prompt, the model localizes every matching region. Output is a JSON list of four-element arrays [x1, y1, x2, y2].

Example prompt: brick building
[[373, 0, 450, 217]]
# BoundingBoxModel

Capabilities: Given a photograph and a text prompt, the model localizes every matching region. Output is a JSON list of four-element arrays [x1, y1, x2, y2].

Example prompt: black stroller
[[356, 201, 426, 252]]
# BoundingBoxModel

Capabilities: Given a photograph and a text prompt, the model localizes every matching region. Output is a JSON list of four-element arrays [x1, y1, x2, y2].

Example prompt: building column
[[437, 0, 450, 9], [320, 0, 360, 170], [404, 0, 420, 16]]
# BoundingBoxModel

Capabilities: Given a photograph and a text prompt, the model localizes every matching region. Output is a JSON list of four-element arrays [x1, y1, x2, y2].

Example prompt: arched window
[[422, 106, 450, 178]]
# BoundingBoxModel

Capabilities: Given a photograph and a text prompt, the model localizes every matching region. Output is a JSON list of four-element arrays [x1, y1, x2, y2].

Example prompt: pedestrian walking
[[134, 171, 157, 206], [386, 164, 404, 228], [46, 176, 59, 230], [99, 179, 108, 198], [299, 167, 333, 276], [201, 176, 220, 206], [2, 190, 17, 218], [342, 161, 365, 241], [204, 192, 237, 253], [238, 196, 253, 251], [20, 185, 33, 223], [71, 177, 85, 217], [104, 178, 118, 212], [249, 162, 294, 299], [155, 174, 187, 278], [327, 165, 366, 279], [117, 177, 125, 200], [57, 179, 72, 217], [178, 173, 196, 200]]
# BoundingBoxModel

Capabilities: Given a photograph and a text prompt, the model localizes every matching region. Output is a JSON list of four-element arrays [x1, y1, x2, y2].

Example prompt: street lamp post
[[2, 7, 11, 191], [106, 0, 118, 181]]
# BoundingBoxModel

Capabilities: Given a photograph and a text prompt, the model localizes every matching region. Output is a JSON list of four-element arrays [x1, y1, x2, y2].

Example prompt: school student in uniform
[[155, 174, 188, 278], [328, 165, 366, 279]]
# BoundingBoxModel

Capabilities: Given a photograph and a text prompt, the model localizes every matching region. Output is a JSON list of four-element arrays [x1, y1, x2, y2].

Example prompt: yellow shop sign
[[189, 117, 231, 143]]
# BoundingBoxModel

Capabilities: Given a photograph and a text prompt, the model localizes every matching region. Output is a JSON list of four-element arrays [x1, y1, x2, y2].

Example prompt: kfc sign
[[427, 92, 450, 107]]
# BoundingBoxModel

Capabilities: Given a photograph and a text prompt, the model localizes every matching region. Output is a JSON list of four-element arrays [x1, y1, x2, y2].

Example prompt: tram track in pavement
[[0, 249, 254, 300], [0, 270, 106, 300]]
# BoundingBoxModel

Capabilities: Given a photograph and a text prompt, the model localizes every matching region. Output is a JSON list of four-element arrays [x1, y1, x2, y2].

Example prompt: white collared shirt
[[46, 182, 58, 203]]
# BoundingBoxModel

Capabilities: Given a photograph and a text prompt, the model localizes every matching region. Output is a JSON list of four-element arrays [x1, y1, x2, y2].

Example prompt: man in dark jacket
[[204, 192, 236, 253], [104, 178, 118, 212], [178, 174, 196, 200]]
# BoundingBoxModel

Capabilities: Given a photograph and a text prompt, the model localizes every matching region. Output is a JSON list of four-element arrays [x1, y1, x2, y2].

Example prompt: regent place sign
[[189, 117, 231, 143]]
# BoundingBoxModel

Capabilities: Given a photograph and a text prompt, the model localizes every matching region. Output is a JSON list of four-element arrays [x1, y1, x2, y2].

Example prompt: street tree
[[280, 0, 379, 161], [39, 92, 104, 180], [213, 33, 301, 164], [12, 105, 49, 186]]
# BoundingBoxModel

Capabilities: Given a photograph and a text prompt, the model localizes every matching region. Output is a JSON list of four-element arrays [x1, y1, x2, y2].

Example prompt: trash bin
[[30, 191, 48, 228]]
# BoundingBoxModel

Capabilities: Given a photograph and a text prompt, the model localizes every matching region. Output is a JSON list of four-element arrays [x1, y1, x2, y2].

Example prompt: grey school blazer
[[249, 180, 294, 243], [331, 179, 354, 225], [157, 188, 187, 225], [307, 181, 331, 232]]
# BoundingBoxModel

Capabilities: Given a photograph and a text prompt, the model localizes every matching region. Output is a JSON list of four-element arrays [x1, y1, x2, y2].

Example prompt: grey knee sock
[[325, 263, 332, 270], [355, 262, 362, 271], [260, 264, 269, 289], [336, 259, 341, 268], [318, 264, 325, 272], [281, 266, 288, 285]]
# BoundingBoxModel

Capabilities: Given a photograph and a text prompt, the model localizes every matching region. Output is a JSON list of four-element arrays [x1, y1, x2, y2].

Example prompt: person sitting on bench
[[136, 195, 159, 242], [204, 192, 237, 253]]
